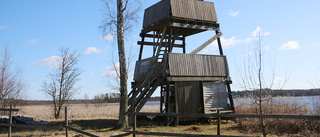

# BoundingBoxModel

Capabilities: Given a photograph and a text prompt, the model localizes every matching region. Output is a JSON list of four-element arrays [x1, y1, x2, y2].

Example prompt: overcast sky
[[1, 0, 319, 100]]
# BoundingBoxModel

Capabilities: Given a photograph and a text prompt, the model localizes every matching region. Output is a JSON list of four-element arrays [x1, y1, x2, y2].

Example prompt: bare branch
[[42, 47, 81, 119]]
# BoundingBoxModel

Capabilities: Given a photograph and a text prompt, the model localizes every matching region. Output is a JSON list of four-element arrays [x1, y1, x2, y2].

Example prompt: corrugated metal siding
[[134, 56, 157, 81], [168, 53, 229, 77], [143, 0, 217, 28], [176, 81, 203, 121], [203, 82, 228, 113]]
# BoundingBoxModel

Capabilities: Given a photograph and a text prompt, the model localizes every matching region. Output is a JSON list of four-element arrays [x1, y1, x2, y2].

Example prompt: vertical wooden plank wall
[[176, 81, 203, 121]]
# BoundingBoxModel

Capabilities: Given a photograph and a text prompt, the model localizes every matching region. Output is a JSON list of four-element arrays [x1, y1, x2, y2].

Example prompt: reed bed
[[234, 97, 320, 136], [16, 104, 160, 121]]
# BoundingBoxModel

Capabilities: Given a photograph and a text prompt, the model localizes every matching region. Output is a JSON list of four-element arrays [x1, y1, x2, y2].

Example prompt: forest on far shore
[[232, 88, 320, 98], [23, 88, 320, 105]]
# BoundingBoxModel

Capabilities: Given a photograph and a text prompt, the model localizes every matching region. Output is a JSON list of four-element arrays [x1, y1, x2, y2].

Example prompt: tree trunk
[[116, 0, 128, 129]]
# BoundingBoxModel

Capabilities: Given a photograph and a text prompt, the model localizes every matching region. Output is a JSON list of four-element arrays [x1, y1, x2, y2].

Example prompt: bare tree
[[0, 48, 25, 115], [100, 0, 140, 129], [93, 93, 107, 107], [84, 93, 89, 107], [237, 31, 288, 137], [104, 46, 137, 92], [42, 48, 81, 119]]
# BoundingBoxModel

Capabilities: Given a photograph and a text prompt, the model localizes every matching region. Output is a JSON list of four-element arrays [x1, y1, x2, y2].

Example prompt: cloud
[[228, 10, 239, 17], [0, 26, 8, 29], [251, 26, 270, 37], [279, 41, 300, 50], [88, 72, 95, 76], [29, 84, 37, 87], [221, 37, 237, 48], [27, 39, 39, 45], [132, 42, 137, 46], [103, 34, 114, 41], [103, 63, 119, 78], [243, 51, 252, 59], [84, 47, 102, 55], [274, 77, 284, 83], [202, 36, 254, 54], [202, 27, 270, 53], [27, 78, 37, 81], [28, 56, 61, 68]]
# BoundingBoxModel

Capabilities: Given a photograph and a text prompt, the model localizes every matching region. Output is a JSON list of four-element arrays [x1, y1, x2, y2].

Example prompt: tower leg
[[226, 81, 235, 112], [216, 30, 224, 56], [138, 32, 146, 60]]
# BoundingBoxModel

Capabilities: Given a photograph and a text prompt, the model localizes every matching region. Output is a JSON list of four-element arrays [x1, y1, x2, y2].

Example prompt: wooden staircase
[[128, 56, 166, 112]]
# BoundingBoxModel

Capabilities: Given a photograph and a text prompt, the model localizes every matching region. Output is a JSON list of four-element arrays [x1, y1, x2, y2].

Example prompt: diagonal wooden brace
[[190, 32, 223, 54]]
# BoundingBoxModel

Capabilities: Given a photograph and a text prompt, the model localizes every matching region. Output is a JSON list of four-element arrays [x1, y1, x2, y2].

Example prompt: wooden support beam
[[216, 30, 224, 55], [138, 33, 145, 60], [174, 82, 179, 125], [182, 35, 186, 53], [156, 26, 168, 57], [137, 41, 183, 48], [226, 81, 235, 111], [0, 108, 19, 112], [9, 105, 12, 137], [142, 34, 183, 40], [168, 25, 172, 53], [172, 22, 218, 31], [217, 110, 221, 135], [165, 81, 170, 126], [190, 32, 222, 54], [65, 126, 99, 137], [167, 77, 226, 82], [65, 107, 68, 137], [142, 18, 170, 33]]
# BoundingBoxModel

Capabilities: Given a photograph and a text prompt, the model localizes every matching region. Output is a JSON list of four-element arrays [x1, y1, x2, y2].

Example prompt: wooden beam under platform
[[172, 22, 219, 31], [167, 77, 226, 82], [141, 33, 184, 40], [137, 41, 184, 48]]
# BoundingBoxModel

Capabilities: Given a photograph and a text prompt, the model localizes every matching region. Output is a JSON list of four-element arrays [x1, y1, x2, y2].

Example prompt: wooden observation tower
[[128, 0, 234, 122]]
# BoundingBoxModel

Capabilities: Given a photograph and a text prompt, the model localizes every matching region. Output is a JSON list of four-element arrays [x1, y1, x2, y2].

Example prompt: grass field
[[16, 103, 160, 120], [0, 100, 319, 137]]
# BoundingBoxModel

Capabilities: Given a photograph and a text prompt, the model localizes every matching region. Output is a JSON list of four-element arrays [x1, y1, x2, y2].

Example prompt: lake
[[108, 96, 320, 109]]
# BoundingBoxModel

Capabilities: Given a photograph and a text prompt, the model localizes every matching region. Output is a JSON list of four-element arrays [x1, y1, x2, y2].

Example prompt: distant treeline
[[232, 89, 320, 98], [24, 95, 161, 105], [24, 89, 320, 105]]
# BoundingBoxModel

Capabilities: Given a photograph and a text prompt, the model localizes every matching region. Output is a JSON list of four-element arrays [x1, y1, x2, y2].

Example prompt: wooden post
[[160, 85, 163, 113], [133, 107, 136, 137], [8, 104, 12, 137], [216, 30, 224, 56], [226, 82, 235, 112], [65, 107, 68, 137], [166, 81, 170, 126], [175, 82, 179, 125], [138, 32, 145, 60], [182, 35, 186, 53], [217, 110, 221, 135]]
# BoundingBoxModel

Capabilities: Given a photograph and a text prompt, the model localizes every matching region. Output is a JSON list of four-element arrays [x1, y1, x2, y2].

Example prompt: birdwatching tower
[[128, 0, 234, 122]]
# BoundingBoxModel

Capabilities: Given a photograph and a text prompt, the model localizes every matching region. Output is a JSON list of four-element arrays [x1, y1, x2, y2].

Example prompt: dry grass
[[15, 104, 160, 121], [235, 98, 320, 136], [1, 100, 319, 136]]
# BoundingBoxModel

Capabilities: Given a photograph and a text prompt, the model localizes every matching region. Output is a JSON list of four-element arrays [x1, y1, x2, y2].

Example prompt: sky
[[0, 0, 320, 100]]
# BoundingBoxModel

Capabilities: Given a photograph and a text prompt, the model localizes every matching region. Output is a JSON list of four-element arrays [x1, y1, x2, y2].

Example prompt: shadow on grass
[[68, 119, 118, 131], [0, 118, 119, 134]]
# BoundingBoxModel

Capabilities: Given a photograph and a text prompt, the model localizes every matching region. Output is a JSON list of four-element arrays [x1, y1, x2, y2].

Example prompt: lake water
[[234, 96, 320, 109], [108, 96, 320, 109]]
